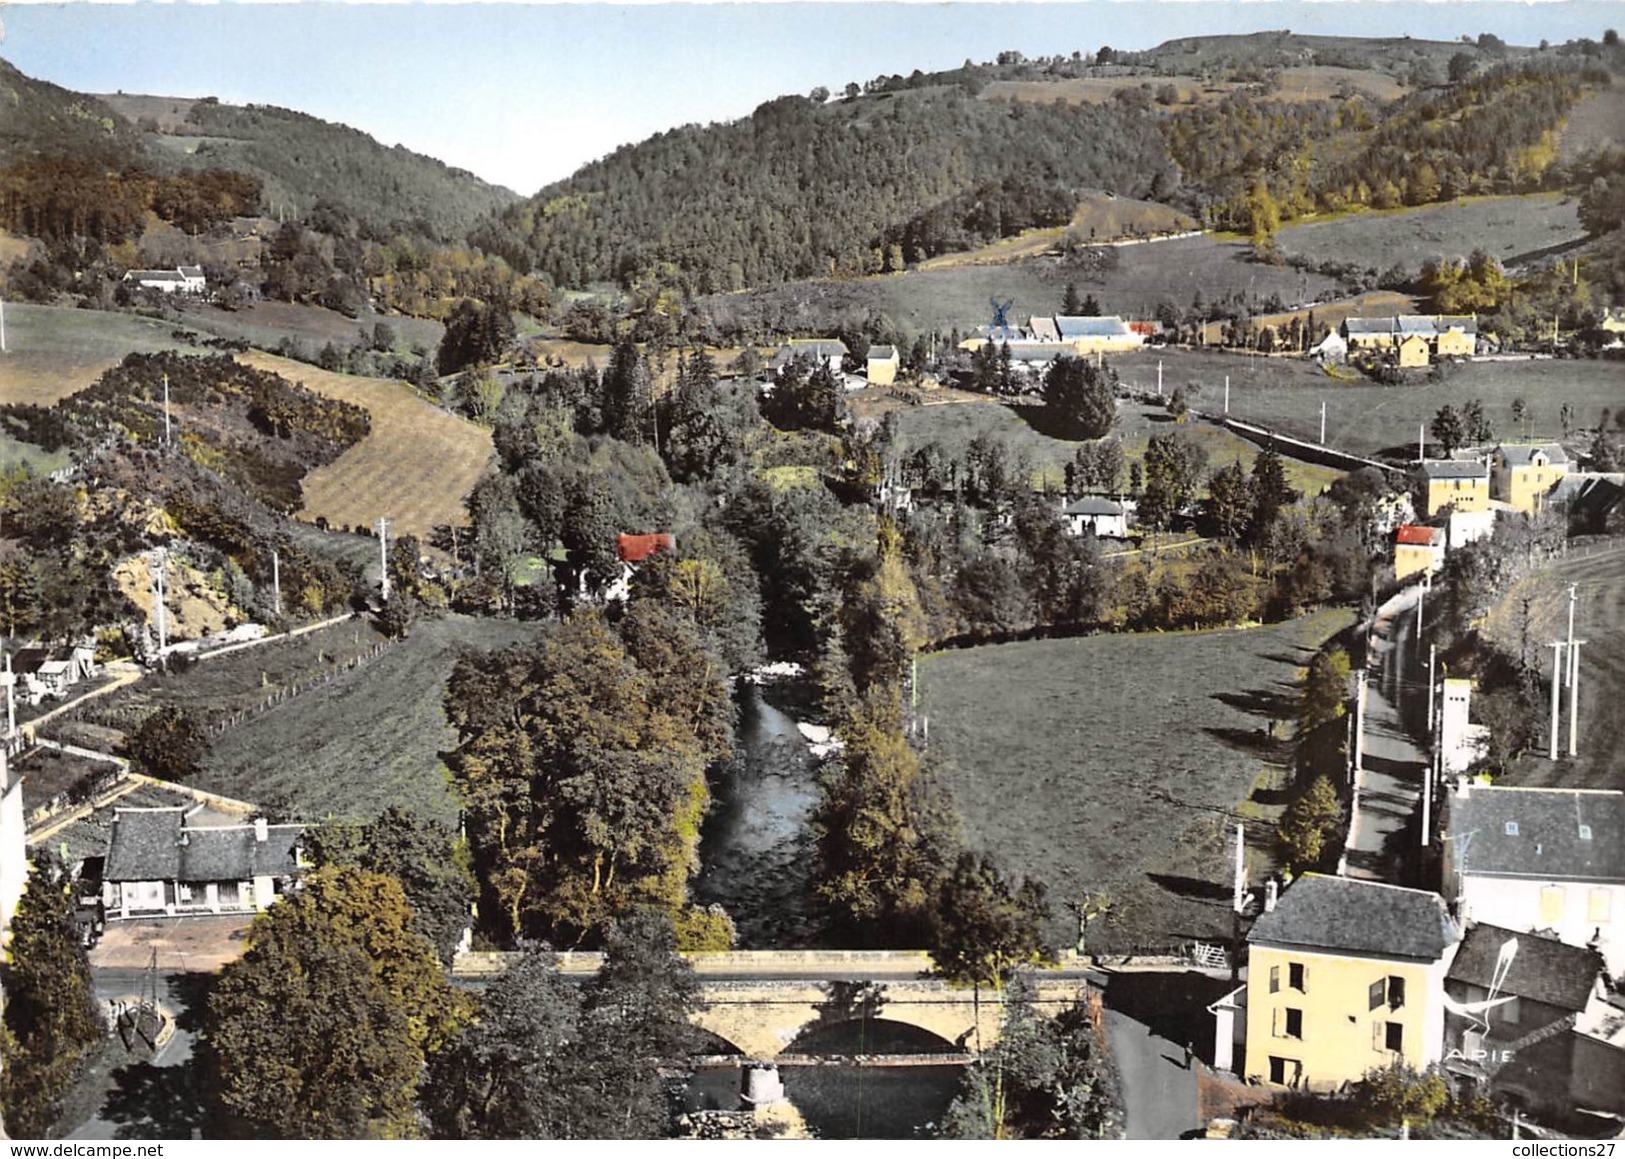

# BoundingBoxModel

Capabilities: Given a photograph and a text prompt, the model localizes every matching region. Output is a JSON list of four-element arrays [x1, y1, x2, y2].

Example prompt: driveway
[[90, 915, 253, 972]]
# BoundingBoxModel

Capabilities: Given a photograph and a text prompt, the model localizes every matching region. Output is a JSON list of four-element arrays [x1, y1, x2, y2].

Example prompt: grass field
[[238, 351, 493, 538], [1558, 82, 1625, 162], [0, 302, 205, 406], [178, 299, 446, 357], [919, 608, 1354, 951], [1479, 541, 1625, 794], [1111, 349, 1625, 461], [1274, 194, 1585, 273], [916, 194, 1196, 272], [195, 614, 535, 825]]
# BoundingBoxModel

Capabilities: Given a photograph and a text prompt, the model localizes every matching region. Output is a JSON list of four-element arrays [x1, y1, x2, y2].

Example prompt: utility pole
[[1549, 640, 1564, 761], [152, 549, 168, 660], [1156, 359, 1163, 398], [1420, 751, 1432, 848], [1418, 423, 1425, 463], [1224, 375, 1230, 414], [1353, 668, 1368, 777], [1, 296, 7, 354], [1427, 644, 1437, 734], [1319, 400, 1326, 445], [376, 518, 391, 602], [4, 651, 14, 743], [162, 373, 172, 448], [1566, 583, 1582, 758], [271, 549, 281, 617]]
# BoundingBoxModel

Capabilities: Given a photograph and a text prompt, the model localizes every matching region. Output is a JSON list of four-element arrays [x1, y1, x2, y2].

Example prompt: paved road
[[66, 971, 204, 1141], [1102, 1007, 1200, 1139], [1345, 586, 1428, 885]]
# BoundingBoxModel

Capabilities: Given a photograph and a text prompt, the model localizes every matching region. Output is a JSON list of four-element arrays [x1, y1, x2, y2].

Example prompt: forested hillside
[[475, 86, 1180, 295], [0, 59, 150, 168], [99, 95, 518, 242]]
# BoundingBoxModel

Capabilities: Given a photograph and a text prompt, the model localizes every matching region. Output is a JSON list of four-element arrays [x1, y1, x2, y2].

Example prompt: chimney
[[1264, 879, 1279, 913], [254, 817, 269, 843]]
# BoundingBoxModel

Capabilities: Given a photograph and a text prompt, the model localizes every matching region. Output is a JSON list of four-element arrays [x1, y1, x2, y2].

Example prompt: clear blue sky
[[1, 2, 1619, 196]]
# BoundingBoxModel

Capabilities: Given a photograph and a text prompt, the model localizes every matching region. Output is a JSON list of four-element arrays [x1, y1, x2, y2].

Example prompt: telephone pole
[[271, 549, 281, 617], [1, 296, 7, 354], [1426, 644, 1437, 734], [152, 549, 169, 660], [375, 518, 391, 602], [1319, 400, 1326, 445], [162, 372, 172, 448], [1549, 640, 1564, 761]]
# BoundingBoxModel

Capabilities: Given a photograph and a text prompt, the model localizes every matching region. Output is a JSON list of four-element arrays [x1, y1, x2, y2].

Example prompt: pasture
[[1480, 541, 1625, 794], [1274, 194, 1585, 273], [916, 193, 1196, 272], [1110, 349, 1625, 461], [982, 65, 1404, 108], [195, 614, 535, 825], [919, 608, 1353, 951], [0, 302, 204, 407], [177, 299, 446, 357], [238, 351, 494, 538], [1558, 82, 1625, 162]]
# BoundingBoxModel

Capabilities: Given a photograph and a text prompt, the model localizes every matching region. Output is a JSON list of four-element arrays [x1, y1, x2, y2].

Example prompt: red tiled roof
[[616, 533, 675, 564], [1395, 525, 1442, 547]]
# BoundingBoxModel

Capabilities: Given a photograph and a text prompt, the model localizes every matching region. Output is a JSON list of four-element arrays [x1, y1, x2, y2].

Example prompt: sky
[[1, 1, 1620, 196]]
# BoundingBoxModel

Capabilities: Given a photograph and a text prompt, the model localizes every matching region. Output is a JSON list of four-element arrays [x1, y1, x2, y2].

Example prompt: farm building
[[1421, 460, 1491, 517], [1397, 333, 1431, 369], [1063, 497, 1128, 539], [1440, 783, 1625, 977], [1551, 473, 1625, 535], [1242, 874, 1461, 1091], [1054, 315, 1143, 355], [1310, 330, 1348, 364], [866, 344, 900, 386], [1491, 444, 1570, 516], [101, 806, 307, 919], [123, 266, 206, 294], [1393, 525, 1445, 582], [6, 644, 97, 707], [1340, 315, 1478, 359]]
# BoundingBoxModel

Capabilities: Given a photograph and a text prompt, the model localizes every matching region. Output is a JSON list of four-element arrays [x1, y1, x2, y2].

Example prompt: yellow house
[[1491, 444, 1570, 515], [1601, 307, 1625, 337], [1433, 316, 1478, 358], [1397, 333, 1431, 368], [1394, 525, 1445, 582], [866, 344, 900, 386], [1341, 317, 1395, 351], [1421, 460, 1491, 517], [1244, 874, 1461, 1091]]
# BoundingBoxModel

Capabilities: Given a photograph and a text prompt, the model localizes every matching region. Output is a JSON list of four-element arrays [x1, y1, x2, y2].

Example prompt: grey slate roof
[[771, 340, 848, 368], [1496, 443, 1569, 468], [1447, 787, 1625, 884], [1343, 317, 1393, 336], [1002, 341, 1068, 363], [1029, 317, 1061, 342], [868, 345, 898, 360], [1248, 873, 1460, 962], [104, 807, 304, 883], [1448, 924, 1603, 1013], [1398, 314, 1439, 336], [1423, 460, 1490, 480], [1065, 497, 1125, 516], [1055, 315, 1132, 339]]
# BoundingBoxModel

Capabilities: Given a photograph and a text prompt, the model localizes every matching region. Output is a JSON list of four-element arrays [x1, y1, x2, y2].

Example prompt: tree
[[1040, 357, 1116, 440], [1205, 461, 1254, 541], [1070, 440, 1124, 495], [1430, 405, 1466, 458], [1139, 429, 1208, 531], [307, 807, 476, 965], [436, 298, 516, 376], [423, 911, 701, 1139], [931, 852, 1053, 989], [1245, 448, 1297, 547], [1061, 283, 1082, 315], [126, 705, 210, 781], [1448, 52, 1476, 83], [1, 854, 103, 1138], [1510, 396, 1529, 437], [1278, 774, 1344, 871], [1299, 647, 1351, 733], [203, 866, 467, 1139]]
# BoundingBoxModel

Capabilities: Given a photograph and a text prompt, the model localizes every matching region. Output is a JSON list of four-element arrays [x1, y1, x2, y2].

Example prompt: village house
[[1440, 784, 1625, 977], [1396, 332, 1431, 369], [123, 266, 206, 295], [865, 344, 900, 386], [1550, 472, 1625, 536], [1437, 678, 1490, 775], [1341, 317, 1396, 352], [1442, 923, 1618, 1124], [1599, 306, 1625, 342], [7, 644, 97, 707], [1420, 459, 1491, 517], [1434, 316, 1479, 359], [1063, 497, 1128, 539], [1491, 444, 1570, 516], [769, 339, 847, 376], [1393, 524, 1445, 583], [1242, 874, 1461, 1090], [1340, 315, 1478, 360], [101, 806, 307, 919]]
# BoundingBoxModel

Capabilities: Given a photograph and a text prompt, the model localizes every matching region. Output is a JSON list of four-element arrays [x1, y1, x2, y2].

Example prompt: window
[[1385, 1021, 1404, 1053], [1504, 821, 1520, 836], [1496, 996, 1522, 1027], [1289, 963, 1306, 992], [1579, 825, 1593, 841], [1540, 885, 1566, 926], [1388, 976, 1405, 1010], [1285, 1009, 1303, 1039], [1268, 1056, 1299, 1086], [1590, 888, 1613, 924], [1369, 978, 1387, 1011], [1270, 965, 1281, 994]]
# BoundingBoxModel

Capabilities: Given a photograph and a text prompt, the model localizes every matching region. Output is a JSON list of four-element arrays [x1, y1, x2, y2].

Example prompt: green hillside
[[0, 58, 149, 168]]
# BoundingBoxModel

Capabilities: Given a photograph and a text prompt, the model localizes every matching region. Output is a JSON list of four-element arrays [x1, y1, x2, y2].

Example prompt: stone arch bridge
[[454, 949, 1099, 1059]]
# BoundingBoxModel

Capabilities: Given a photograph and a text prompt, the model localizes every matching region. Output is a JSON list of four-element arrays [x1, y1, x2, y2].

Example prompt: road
[[1102, 1007, 1200, 1139], [1344, 585, 1429, 885]]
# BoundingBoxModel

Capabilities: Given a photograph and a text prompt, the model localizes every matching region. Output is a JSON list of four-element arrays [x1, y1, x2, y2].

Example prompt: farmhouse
[[1440, 783, 1625, 976], [769, 339, 847, 375], [1442, 924, 1616, 1123], [1396, 332, 1431, 369], [1551, 472, 1625, 535], [123, 266, 206, 295], [6, 644, 97, 707], [1393, 524, 1445, 582], [1434, 316, 1479, 358], [1063, 497, 1128, 539], [1421, 459, 1491, 517], [1242, 874, 1461, 1090], [866, 344, 900, 386], [1054, 315, 1143, 355], [1491, 444, 1570, 516], [101, 806, 307, 919]]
